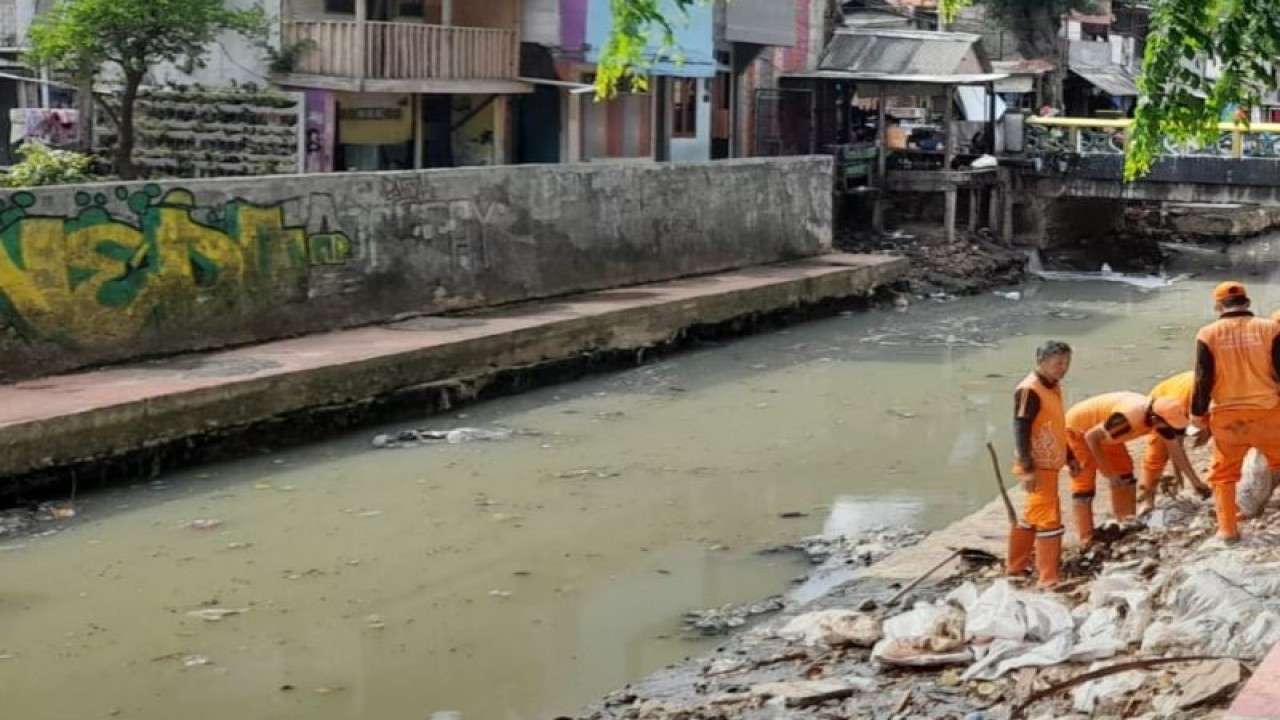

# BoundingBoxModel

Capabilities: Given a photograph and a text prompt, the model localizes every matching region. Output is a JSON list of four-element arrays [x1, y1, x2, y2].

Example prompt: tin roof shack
[[791, 27, 1011, 242]]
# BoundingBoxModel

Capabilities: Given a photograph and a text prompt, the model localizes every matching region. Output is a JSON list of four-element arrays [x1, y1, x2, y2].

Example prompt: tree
[[25, 0, 267, 180], [595, 0, 700, 98]]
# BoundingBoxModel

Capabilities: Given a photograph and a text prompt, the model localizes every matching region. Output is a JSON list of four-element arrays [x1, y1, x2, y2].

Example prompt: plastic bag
[[871, 602, 971, 667], [1088, 573, 1153, 645], [1072, 666, 1145, 713], [778, 610, 882, 648], [1238, 448, 1275, 519]]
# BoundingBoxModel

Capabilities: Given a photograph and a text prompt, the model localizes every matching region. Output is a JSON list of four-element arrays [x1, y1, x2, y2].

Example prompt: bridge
[[1019, 117, 1280, 205]]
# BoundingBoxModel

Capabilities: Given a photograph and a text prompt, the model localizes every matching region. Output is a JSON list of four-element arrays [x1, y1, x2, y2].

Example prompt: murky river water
[[5, 239, 1280, 720]]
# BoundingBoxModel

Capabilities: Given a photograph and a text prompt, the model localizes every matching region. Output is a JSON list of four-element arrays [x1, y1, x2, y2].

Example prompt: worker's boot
[[1006, 524, 1036, 577], [1035, 531, 1064, 588], [1213, 482, 1241, 543], [1110, 475, 1138, 522], [1071, 493, 1095, 547]]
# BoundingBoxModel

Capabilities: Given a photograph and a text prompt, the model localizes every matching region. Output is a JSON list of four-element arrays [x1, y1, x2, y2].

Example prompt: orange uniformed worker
[[1066, 391, 1191, 544], [1191, 281, 1280, 543], [1141, 371, 1212, 511], [1010, 340, 1072, 587]]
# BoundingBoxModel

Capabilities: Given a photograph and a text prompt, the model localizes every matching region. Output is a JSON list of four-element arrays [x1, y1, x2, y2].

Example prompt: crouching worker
[[1009, 340, 1073, 588], [1065, 391, 1190, 546], [1141, 370, 1212, 512]]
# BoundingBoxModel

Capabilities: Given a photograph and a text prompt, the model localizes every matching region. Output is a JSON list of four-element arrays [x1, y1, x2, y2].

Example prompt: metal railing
[[282, 20, 519, 81], [1025, 117, 1280, 159]]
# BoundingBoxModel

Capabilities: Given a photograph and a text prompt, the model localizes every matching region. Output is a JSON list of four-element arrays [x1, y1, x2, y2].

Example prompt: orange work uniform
[[1143, 372, 1195, 491], [1009, 371, 1067, 586], [1064, 391, 1155, 542], [1192, 309, 1280, 539]]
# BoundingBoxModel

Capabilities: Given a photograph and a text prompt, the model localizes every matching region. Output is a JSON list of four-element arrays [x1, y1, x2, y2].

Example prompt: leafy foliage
[[594, 0, 700, 98], [5, 142, 94, 188], [24, 0, 268, 179], [1126, 0, 1280, 179]]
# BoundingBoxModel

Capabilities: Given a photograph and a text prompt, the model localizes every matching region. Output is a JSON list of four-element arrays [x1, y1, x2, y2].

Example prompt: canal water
[[4, 239, 1280, 720]]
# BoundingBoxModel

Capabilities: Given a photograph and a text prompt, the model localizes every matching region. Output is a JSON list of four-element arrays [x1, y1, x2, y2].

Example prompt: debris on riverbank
[[835, 225, 1028, 298], [370, 426, 536, 449], [576, 488, 1279, 720], [0, 501, 76, 539]]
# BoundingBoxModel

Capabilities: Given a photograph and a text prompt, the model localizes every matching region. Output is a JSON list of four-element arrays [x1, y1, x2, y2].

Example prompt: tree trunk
[[116, 72, 142, 180], [74, 73, 94, 153], [1007, 2, 1065, 109]]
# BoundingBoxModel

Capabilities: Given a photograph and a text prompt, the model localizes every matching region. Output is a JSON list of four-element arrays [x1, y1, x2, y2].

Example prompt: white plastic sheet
[[1141, 558, 1280, 658], [1238, 448, 1277, 519], [871, 602, 971, 667], [778, 610, 882, 648], [1072, 666, 1146, 714]]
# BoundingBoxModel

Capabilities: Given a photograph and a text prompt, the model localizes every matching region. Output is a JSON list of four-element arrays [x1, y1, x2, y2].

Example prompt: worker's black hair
[[1036, 340, 1073, 362], [1222, 294, 1251, 309]]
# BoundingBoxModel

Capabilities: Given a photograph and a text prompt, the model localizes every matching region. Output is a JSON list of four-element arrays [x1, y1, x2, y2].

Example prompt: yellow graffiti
[[0, 187, 352, 345]]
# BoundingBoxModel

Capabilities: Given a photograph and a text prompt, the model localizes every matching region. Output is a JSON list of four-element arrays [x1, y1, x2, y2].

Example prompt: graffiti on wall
[[0, 184, 353, 345], [376, 175, 507, 272]]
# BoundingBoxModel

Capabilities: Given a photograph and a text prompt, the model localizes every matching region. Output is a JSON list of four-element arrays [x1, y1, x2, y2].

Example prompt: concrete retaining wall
[[0, 157, 832, 380]]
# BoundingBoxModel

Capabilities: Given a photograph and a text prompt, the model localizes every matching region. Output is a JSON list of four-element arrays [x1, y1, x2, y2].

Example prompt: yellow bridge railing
[[1024, 117, 1280, 159]]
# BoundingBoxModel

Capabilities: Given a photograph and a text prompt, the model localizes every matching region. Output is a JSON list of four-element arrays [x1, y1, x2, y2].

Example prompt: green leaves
[[1126, 0, 1280, 180], [6, 142, 94, 188], [25, 0, 268, 79], [594, 0, 697, 98]]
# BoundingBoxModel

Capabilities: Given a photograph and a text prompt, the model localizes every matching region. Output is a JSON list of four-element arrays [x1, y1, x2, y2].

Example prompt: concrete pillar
[[873, 192, 884, 233], [493, 95, 510, 165], [1001, 171, 1014, 243], [355, 0, 367, 79], [988, 186, 1000, 235], [968, 188, 979, 232], [945, 188, 957, 243]]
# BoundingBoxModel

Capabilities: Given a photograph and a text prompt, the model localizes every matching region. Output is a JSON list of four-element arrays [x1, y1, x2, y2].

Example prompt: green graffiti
[[0, 185, 354, 345]]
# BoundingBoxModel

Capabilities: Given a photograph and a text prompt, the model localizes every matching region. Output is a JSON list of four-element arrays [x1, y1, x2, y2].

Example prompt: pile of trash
[[0, 501, 77, 539], [370, 426, 528, 449], [579, 494, 1280, 720]]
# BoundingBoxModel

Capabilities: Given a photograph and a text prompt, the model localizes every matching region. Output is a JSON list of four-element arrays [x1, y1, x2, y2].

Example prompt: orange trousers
[[1143, 429, 1280, 491], [1207, 408, 1280, 486], [1021, 467, 1063, 532], [1067, 432, 1134, 497]]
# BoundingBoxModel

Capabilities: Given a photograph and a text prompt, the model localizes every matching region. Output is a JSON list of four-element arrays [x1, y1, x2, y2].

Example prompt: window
[[672, 78, 698, 138], [325, 0, 355, 13]]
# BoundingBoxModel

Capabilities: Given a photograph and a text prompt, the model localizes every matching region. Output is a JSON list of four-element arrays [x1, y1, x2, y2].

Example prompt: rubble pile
[[577, 496, 1280, 720]]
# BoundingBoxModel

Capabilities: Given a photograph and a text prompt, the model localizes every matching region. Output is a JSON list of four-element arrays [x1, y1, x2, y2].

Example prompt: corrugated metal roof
[[1070, 67, 1139, 96], [819, 28, 986, 78]]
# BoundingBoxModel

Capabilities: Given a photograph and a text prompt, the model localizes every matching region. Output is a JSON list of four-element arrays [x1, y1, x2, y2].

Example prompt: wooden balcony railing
[[282, 20, 519, 81]]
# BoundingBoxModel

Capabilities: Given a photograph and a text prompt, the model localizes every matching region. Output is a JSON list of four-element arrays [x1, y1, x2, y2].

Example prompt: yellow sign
[[336, 92, 413, 145]]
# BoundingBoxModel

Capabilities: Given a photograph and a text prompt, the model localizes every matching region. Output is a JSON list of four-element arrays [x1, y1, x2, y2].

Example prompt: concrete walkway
[[0, 253, 905, 483]]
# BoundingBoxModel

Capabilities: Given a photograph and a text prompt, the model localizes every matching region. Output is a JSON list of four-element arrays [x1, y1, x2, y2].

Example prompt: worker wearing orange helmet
[[1065, 391, 1190, 546], [1191, 281, 1280, 543], [1140, 371, 1212, 512], [1009, 340, 1072, 588]]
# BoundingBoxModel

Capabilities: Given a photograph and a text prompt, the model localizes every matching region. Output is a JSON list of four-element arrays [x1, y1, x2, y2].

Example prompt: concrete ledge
[[0, 254, 906, 483], [1226, 643, 1280, 719]]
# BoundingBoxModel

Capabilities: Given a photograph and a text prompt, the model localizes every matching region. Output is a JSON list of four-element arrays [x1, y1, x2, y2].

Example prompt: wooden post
[[1002, 172, 1014, 243], [986, 81, 996, 153], [945, 188, 957, 243], [874, 85, 887, 234], [876, 85, 887, 179], [413, 94, 424, 169], [356, 0, 368, 81], [942, 84, 954, 170]]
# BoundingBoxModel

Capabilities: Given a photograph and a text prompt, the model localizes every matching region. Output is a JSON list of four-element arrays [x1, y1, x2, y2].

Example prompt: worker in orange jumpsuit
[[1191, 281, 1280, 543], [1010, 340, 1072, 588], [1066, 391, 1191, 545], [1140, 371, 1212, 512]]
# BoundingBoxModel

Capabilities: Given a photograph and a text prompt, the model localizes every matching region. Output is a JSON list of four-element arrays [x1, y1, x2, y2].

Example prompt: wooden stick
[[1010, 655, 1245, 718], [887, 548, 964, 606], [988, 442, 1019, 526]]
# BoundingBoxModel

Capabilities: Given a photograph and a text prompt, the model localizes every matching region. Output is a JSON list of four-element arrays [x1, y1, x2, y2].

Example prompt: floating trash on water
[[182, 654, 212, 668], [364, 614, 385, 629], [186, 519, 223, 531], [186, 607, 249, 622], [371, 427, 522, 449], [993, 290, 1021, 300], [488, 589, 512, 599]]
